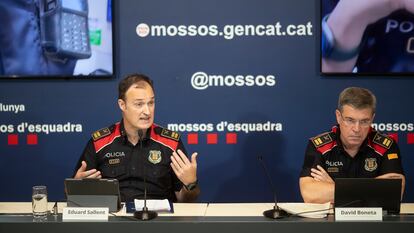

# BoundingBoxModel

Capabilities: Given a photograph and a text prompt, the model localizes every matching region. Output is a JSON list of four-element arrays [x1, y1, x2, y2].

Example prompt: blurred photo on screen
[[321, 0, 414, 75], [0, 0, 113, 78]]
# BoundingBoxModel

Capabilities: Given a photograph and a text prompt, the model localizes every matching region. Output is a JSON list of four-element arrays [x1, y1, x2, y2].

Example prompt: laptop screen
[[334, 178, 402, 214], [64, 178, 121, 212]]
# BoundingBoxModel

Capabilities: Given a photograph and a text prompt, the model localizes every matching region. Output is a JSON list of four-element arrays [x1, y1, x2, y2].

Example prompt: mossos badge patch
[[148, 150, 162, 164], [364, 158, 378, 172]]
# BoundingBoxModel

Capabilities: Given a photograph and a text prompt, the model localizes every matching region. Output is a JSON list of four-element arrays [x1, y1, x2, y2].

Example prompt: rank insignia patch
[[312, 133, 333, 147], [92, 127, 111, 141], [373, 133, 393, 149], [148, 150, 162, 164], [161, 128, 180, 141], [364, 158, 378, 172]]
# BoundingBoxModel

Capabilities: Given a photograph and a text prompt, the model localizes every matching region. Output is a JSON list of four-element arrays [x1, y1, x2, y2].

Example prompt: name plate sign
[[63, 207, 109, 221], [335, 207, 382, 221]]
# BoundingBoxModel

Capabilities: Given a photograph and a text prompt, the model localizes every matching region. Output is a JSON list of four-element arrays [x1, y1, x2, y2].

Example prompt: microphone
[[257, 155, 289, 219], [134, 129, 157, 220]]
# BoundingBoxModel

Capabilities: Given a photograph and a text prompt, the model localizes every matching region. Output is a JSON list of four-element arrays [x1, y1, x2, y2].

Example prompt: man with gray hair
[[299, 87, 405, 203]]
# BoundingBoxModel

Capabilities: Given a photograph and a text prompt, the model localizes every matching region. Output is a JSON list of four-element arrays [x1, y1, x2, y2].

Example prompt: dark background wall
[[0, 0, 413, 203]]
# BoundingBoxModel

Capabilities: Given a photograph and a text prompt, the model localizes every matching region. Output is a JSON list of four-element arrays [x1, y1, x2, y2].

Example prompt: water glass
[[32, 186, 48, 221]]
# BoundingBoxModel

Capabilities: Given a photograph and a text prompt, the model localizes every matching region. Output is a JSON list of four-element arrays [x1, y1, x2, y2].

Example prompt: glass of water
[[32, 186, 48, 221]]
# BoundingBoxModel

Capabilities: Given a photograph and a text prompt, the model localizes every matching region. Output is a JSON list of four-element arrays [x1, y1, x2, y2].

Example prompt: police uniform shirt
[[300, 125, 404, 179], [74, 121, 185, 202]]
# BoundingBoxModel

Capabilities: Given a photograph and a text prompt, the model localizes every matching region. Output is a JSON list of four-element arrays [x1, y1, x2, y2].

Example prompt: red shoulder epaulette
[[150, 124, 179, 151], [368, 131, 393, 156], [311, 128, 337, 155], [93, 122, 122, 153]]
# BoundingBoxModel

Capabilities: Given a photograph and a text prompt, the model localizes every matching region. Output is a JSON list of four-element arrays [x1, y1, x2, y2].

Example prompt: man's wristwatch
[[184, 180, 198, 191], [321, 14, 361, 61]]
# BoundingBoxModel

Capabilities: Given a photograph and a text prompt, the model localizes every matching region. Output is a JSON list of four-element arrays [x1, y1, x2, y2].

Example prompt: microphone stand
[[258, 155, 289, 219], [134, 129, 157, 220]]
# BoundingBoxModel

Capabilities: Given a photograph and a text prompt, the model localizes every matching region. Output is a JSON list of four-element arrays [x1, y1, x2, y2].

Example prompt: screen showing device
[[0, 0, 114, 78]]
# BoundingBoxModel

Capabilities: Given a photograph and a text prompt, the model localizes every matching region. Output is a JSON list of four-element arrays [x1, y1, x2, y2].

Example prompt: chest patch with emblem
[[364, 158, 378, 172], [148, 150, 162, 164]]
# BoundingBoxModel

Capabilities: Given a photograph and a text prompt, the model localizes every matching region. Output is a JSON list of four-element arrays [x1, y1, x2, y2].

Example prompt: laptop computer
[[64, 178, 122, 212], [334, 178, 402, 214]]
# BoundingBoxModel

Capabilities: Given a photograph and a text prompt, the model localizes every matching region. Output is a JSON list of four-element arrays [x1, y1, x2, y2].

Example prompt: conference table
[[1, 202, 414, 233]]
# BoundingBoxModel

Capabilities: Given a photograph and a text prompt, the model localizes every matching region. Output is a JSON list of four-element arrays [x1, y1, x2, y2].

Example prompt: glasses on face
[[340, 113, 372, 128]]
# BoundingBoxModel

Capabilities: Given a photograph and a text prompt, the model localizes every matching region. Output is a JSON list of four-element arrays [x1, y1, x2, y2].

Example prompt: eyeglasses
[[340, 114, 372, 128]]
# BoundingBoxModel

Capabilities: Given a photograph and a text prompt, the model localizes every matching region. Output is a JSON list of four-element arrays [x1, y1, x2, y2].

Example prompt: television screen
[[0, 0, 114, 78], [320, 0, 414, 75]]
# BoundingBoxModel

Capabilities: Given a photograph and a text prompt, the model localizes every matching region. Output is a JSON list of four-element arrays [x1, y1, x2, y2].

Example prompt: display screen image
[[321, 0, 414, 75], [0, 0, 113, 78]]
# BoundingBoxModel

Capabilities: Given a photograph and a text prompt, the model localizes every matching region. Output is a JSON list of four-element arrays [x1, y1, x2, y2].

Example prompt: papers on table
[[134, 199, 171, 212], [278, 202, 331, 218]]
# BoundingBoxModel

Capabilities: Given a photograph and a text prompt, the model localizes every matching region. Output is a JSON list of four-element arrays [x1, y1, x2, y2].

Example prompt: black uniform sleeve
[[72, 139, 98, 177], [299, 141, 326, 177], [379, 141, 404, 176]]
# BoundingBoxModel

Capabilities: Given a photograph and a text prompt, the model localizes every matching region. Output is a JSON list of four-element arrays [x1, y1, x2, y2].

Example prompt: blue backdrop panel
[[0, 0, 413, 203]]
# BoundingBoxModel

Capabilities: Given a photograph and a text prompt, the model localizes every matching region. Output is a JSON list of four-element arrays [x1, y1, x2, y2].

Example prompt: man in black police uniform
[[73, 74, 200, 202], [299, 87, 405, 203]]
